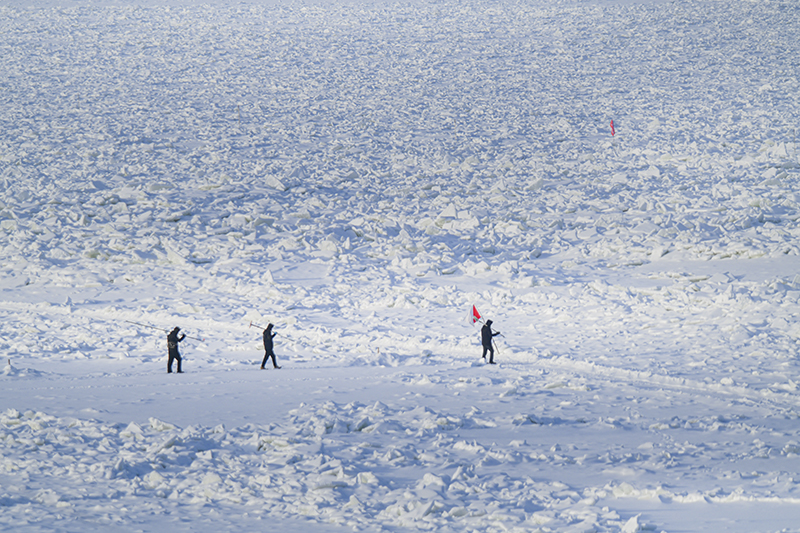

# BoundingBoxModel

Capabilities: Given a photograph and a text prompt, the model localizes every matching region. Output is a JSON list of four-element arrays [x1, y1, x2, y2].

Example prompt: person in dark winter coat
[[480, 320, 500, 364], [261, 323, 281, 369], [167, 327, 185, 373]]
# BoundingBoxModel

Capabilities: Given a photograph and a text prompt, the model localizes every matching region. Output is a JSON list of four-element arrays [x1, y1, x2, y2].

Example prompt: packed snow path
[[2, 0, 800, 531]]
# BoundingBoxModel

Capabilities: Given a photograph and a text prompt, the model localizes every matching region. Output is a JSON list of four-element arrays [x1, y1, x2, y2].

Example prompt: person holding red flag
[[481, 319, 500, 364]]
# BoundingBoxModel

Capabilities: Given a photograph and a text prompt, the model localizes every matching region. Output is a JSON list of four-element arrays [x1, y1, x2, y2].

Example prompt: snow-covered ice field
[[2, 0, 800, 531]]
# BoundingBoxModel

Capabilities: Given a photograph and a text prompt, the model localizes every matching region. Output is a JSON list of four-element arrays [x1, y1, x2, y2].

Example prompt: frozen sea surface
[[2, 0, 800, 531]]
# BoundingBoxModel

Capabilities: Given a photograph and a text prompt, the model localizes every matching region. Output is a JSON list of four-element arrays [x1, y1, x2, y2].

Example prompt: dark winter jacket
[[263, 327, 276, 352], [167, 328, 185, 353], [481, 322, 499, 347]]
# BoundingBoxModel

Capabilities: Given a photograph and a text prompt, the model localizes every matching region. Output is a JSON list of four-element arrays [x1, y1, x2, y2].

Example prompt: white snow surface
[[2, 0, 800, 531]]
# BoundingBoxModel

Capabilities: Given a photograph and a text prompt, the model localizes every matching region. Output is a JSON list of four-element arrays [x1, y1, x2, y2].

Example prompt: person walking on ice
[[481, 319, 500, 364], [261, 323, 281, 369], [167, 327, 185, 373]]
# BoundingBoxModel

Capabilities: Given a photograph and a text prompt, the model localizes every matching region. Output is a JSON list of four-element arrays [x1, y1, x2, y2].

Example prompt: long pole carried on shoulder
[[124, 319, 167, 333], [250, 321, 293, 340], [124, 320, 205, 342]]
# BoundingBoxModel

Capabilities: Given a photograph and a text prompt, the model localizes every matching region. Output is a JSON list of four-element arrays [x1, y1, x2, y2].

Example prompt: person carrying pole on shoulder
[[261, 323, 281, 369], [167, 327, 185, 373], [481, 319, 500, 364]]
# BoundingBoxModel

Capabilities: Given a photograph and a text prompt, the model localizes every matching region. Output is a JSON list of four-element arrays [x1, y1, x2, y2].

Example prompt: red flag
[[471, 305, 482, 325], [610, 119, 615, 136]]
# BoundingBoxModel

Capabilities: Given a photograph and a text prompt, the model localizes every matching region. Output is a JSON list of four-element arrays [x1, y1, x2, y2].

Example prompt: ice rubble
[[2, 0, 800, 531]]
